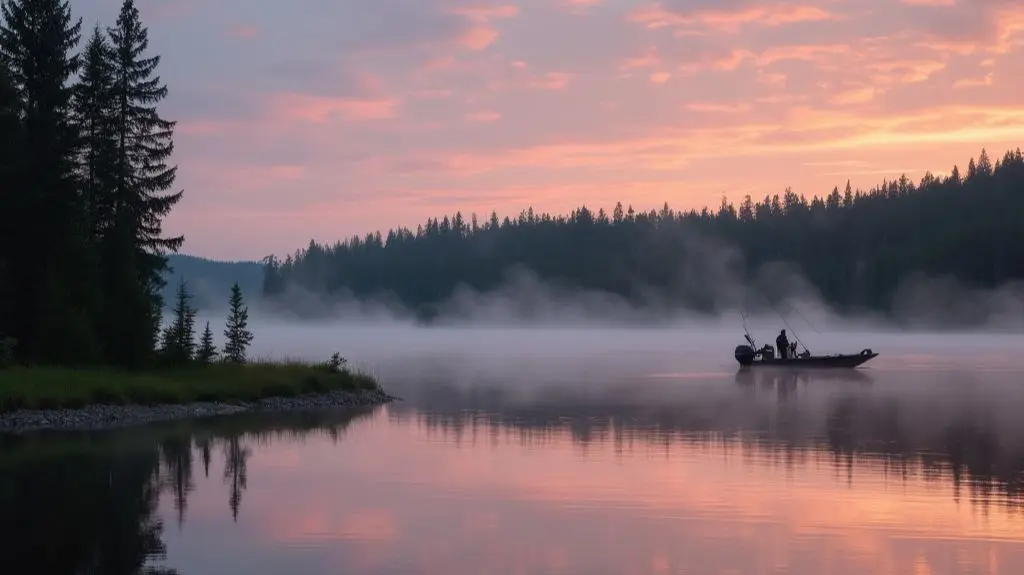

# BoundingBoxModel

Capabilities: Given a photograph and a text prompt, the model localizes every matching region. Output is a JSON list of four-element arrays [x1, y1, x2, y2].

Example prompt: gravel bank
[[0, 388, 398, 434]]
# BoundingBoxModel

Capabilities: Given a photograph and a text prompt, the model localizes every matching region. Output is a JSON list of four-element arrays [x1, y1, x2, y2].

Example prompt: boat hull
[[736, 352, 878, 369]]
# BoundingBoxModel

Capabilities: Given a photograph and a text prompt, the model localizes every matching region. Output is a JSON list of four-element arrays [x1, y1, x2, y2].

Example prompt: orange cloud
[[685, 102, 751, 113], [620, 47, 660, 70], [866, 59, 947, 85], [460, 26, 500, 50], [827, 86, 876, 106], [155, 0, 1024, 258], [628, 2, 836, 34], [953, 74, 994, 88], [649, 71, 671, 84]]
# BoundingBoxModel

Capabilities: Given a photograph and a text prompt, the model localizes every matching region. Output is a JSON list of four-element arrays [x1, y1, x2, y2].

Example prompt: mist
[[238, 222, 1024, 332]]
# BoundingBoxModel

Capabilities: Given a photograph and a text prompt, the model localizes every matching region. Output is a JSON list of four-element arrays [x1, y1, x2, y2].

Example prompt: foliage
[[223, 283, 253, 364], [0, 360, 380, 412], [196, 321, 217, 364], [1, 0, 100, 363], [160, 278, 197, 363], [263, 148, 1024, 320], [324, 352, 348, 373], [0, 336, 15, 368], [0, 0, 182, 368]]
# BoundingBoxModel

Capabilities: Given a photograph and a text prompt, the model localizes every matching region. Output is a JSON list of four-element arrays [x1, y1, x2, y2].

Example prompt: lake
[[4, 325, 1024, 574]]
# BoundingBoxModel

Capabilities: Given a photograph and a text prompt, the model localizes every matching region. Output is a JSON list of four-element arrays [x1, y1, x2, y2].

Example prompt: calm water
[[4, 327, 1024, 574]]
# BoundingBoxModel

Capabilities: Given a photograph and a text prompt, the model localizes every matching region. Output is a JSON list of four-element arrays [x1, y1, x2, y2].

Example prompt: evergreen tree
[[73, 25, 117, 239], [196, 321, 217, 364], [223, 283, 253, 364], [160, 278, 196, 363], [1, 0, 100, 363], [0, 58, 21, 342], [261, 147, 1024, 325], [105, 0, 183, 365]]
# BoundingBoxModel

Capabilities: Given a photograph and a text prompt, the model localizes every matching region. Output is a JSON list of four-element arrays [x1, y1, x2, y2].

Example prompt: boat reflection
[[734, 366, 875, 391]]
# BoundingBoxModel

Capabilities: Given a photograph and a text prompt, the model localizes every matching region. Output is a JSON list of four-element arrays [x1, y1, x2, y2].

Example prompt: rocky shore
[[0, 388, 398, 434]]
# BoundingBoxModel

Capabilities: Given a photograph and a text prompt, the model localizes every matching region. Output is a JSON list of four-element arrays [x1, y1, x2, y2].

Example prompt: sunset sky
[[77, 0, 1024, 260]]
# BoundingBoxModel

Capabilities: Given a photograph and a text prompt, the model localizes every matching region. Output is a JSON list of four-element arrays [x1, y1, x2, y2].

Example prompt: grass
[[0, 358, 381, 413]]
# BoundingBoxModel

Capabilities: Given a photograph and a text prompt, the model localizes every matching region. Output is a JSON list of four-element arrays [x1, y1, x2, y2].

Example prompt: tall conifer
[[223, 283, 253, 364], [0, 60, 20, 341], [106, 0, 184, 364], [0, 0, 99, 363]]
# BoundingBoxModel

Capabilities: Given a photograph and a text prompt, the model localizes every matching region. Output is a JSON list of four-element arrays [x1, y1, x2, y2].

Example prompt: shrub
[[0, 336, 16, 368]]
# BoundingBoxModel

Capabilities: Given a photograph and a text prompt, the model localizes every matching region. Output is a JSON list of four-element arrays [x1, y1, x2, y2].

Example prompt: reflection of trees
[[0, 406, 378, 574], [223, 437, 251, 521], [0, 442, 174, 575], [389, 373, 1024, 513]]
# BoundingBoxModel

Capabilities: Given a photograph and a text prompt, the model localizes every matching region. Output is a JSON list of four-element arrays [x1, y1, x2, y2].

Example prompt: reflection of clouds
[[158, 397, 1024, 575]]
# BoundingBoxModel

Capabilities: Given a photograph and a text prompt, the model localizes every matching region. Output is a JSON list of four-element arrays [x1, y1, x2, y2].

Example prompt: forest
[[0, 0, 183, 366], [263, 147, 1024, 321]]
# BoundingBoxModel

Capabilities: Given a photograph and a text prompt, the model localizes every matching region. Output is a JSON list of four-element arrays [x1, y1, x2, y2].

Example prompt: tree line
[[262, 147, 1024, 319], [0, 0, 184, 367], [161, 280, 254, 366]]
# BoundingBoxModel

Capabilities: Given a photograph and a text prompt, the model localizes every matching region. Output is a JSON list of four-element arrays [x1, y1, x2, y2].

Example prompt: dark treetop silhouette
[[0, 0, 183, 367], [262, 148, 1024, 323]]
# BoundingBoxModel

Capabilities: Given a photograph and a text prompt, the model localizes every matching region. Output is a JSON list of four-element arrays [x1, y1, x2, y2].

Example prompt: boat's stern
[[734, 344, 756, 366]]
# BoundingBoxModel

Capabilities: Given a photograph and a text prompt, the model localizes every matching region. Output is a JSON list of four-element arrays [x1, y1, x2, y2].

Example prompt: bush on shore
[[0, 281, 382, 413], [0, 357, 380, 413]]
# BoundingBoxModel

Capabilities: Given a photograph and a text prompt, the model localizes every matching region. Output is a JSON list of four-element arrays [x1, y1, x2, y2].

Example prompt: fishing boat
[[733, 341, 878, 368], [734, 308, 878, 369]]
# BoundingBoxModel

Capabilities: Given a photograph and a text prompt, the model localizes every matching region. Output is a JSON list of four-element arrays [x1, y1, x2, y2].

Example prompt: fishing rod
[[744, 292, 812, 355], [774, 303, 810, 355], [783, 299, 821, 334]]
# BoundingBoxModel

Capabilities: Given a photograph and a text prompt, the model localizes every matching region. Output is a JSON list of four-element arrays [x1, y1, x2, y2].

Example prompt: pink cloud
[[268, 93, 401, 123], [226, 25, 259, 38], [130, 0, 1024, 258], [529, 72, 571, 90], [460, 26, 500, 50], [464, 111, 502, 123]]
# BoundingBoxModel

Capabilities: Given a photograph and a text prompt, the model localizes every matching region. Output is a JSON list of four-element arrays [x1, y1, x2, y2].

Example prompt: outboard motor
[[734, 344, 756, 366]]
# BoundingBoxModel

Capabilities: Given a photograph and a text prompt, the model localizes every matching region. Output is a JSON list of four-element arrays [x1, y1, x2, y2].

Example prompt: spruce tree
[[223, 283, 253, 364], [160, 278, 196, 363], [197, 321, 217, 364], [105, 0, 184, 365], [0, 59, 21, 342], [73, 25, 117, 240], [1, 0, 100, 363]]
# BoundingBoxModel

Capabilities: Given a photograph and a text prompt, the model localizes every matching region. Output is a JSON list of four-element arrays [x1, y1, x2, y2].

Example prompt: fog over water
[[15, 301, 1024, 574]]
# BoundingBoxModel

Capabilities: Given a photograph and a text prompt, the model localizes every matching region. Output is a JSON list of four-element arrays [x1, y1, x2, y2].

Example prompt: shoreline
[[0, 388, 399, 434]]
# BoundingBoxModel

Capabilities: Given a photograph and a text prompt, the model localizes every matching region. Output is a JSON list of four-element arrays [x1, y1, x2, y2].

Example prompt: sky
[[75, 0, 1024, 260]]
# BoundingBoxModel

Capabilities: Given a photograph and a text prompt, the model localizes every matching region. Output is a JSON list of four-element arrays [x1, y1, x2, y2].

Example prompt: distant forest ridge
[[162, 255, 263, 310], [258, 147, 1024, 324]]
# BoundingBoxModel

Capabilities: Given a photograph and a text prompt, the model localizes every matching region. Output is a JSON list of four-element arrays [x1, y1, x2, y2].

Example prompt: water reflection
[[0, 408, 376, 574], [3, 367, 1024, 574]]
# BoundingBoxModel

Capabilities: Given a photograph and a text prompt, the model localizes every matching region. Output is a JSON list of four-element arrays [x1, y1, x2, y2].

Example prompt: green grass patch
[[0, 359, 381, 413]]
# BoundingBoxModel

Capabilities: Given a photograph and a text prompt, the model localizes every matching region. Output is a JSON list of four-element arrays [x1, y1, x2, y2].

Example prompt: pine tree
[[0, 59, 21, 342], [106, 0, 184, 365], [223, 283, 253, 364], [1, 0, 100, 363], [196, 321, 217, 364], [160, 278, 196, 363], [73, 25, 117, 239]]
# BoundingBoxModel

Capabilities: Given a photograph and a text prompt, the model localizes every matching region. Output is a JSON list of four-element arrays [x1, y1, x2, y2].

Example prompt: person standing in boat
[[776, 329, 790, 359]]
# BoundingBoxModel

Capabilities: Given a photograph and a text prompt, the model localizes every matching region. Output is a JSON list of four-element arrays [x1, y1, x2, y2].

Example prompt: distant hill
[[162, 254, 263, 310]]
